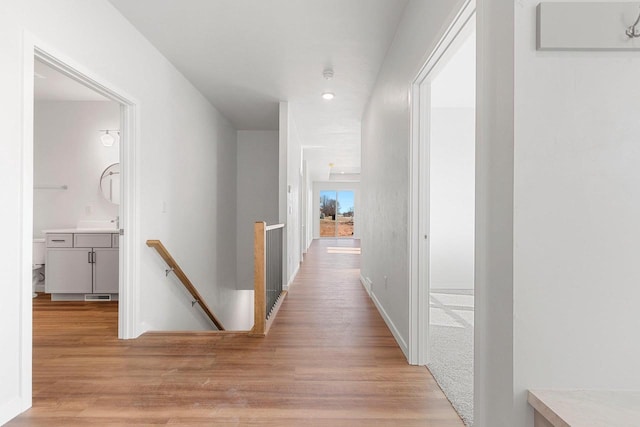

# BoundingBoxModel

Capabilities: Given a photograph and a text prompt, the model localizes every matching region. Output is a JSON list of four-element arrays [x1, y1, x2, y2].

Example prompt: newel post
[[250, 221, 266, 336]]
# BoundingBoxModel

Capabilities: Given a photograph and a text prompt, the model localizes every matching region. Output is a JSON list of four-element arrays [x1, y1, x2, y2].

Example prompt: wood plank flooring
[[10, 239, 463, 426]]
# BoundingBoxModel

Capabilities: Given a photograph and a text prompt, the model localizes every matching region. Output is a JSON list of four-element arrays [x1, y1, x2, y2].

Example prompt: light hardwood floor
[[10, 239, 463, 426]]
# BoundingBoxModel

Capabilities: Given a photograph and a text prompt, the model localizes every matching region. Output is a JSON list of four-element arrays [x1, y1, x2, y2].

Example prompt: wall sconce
[[99, 130, 119, 147]]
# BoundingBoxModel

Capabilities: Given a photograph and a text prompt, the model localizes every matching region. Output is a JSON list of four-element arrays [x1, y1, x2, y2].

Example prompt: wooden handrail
[[265, 223, 285, 231], [146, 240, 225, 331], [249, 222, 287, 337]]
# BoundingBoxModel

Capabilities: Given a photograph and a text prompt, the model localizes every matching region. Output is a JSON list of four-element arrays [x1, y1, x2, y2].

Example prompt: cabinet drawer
[[74, 233, 112, 248], [46, 234, 73, 248], [112, 234, 119, 248]]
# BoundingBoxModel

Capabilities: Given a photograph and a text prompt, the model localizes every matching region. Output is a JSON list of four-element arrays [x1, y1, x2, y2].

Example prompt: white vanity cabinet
[[92, 248, 118, 293], [46, 248, 93, 293], [45, 231, 119, 297]]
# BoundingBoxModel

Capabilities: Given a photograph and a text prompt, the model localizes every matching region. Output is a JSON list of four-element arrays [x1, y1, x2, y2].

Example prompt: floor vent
[[84, 294, 111, 302]]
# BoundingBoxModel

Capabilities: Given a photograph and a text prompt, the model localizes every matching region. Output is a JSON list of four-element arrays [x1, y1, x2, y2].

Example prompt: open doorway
[[33, 57, 121, 311], [22, 44, 139, 347], [409, 1, 475, 425], [20, 46, 139, 415], [428, 22, 475, 426]]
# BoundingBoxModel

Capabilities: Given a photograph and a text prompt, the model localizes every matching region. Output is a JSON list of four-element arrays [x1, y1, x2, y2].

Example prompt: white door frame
[[408, 0, 475, 365], [21, 36, 140, 351]]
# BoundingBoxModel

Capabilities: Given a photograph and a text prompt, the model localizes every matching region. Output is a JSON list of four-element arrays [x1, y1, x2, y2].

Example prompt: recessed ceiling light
[[322, 92, 335, 100]]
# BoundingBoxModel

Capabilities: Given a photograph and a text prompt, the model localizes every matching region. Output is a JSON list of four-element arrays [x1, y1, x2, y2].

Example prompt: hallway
[[10, 239, 462, 426]]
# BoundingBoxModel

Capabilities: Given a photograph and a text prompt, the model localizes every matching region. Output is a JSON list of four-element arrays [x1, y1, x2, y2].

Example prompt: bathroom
[[32, 58, 121, 300]]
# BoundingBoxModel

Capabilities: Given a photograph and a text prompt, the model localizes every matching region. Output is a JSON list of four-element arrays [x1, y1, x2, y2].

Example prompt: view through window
[[319, 190, 355, 237]]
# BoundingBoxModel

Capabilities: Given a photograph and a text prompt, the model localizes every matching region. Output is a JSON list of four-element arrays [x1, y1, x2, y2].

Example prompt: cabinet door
[[45, 248, 92, 293], [93, 248, 119, 293]]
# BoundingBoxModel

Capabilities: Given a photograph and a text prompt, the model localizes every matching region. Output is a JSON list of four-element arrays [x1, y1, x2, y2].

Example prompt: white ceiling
[[108, 0, 408, 181], [34, 59, 110, 101]]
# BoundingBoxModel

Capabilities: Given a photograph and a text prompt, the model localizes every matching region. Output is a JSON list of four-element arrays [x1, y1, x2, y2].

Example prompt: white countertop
[[528, 389, 640, 427], [43, 228, 118, 234]]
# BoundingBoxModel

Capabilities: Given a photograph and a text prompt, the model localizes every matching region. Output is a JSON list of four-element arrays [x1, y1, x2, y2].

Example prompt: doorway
[[19, 44, 138, 417], [33, 57, 121, 311], [319, 190, 355, 238], [409, 1, 475, 425], [22, 44, 139, 344], [427, 24, 475, 426]]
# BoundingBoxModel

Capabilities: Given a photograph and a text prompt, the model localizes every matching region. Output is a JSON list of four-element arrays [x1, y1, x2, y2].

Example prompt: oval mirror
[[100, 163, 120, 205]]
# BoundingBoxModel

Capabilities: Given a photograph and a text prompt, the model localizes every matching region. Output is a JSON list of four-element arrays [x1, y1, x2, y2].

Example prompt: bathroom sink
[[76, 220, 117, 230]]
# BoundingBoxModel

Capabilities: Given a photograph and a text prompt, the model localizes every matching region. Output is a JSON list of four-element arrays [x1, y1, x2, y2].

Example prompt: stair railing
[[146, 240, 225, 331], [249, 221, 287, 337]]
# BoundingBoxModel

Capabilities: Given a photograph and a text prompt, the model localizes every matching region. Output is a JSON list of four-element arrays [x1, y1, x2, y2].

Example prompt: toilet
[[32, 238, 46, 298]]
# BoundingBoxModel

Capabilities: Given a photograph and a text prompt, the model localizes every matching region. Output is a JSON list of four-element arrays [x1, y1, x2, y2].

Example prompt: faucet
[[111, 216, 119, 229]]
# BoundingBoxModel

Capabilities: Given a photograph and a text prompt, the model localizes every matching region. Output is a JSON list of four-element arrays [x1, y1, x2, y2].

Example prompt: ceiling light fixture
[[322, 69, 335, 100], [99, 130, 119, 147]]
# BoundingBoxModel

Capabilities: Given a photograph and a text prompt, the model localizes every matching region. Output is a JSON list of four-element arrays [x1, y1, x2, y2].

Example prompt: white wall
[[287, 108, 302, 284], [474, 0, 515, 425], [279, 102, 303, 287], [361, 0, 467, 357], [429, 30, 475, 291], [236, 130, 279, 290], [512, 0, 640, 425], [362, 1, 516, 424], [301, 160, 312, 252], [34, 101, 119, 237], [0, 1, 238, 422], [476, 1, 640, 425], [0, 9, 30, 421], [430, 107, 475, 290], [312, 182, 361, 239], [305, 162, 314, 251]]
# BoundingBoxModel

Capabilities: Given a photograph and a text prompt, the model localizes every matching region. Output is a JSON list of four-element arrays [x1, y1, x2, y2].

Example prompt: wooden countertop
[[529, 389, 640, 427]]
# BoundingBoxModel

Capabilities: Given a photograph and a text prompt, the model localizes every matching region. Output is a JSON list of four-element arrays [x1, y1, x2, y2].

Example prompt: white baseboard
[[359, 274, 409, 359], [359, 274, 372, 295], [0, 397, 26, 426], [285, 262, 301, 290]]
